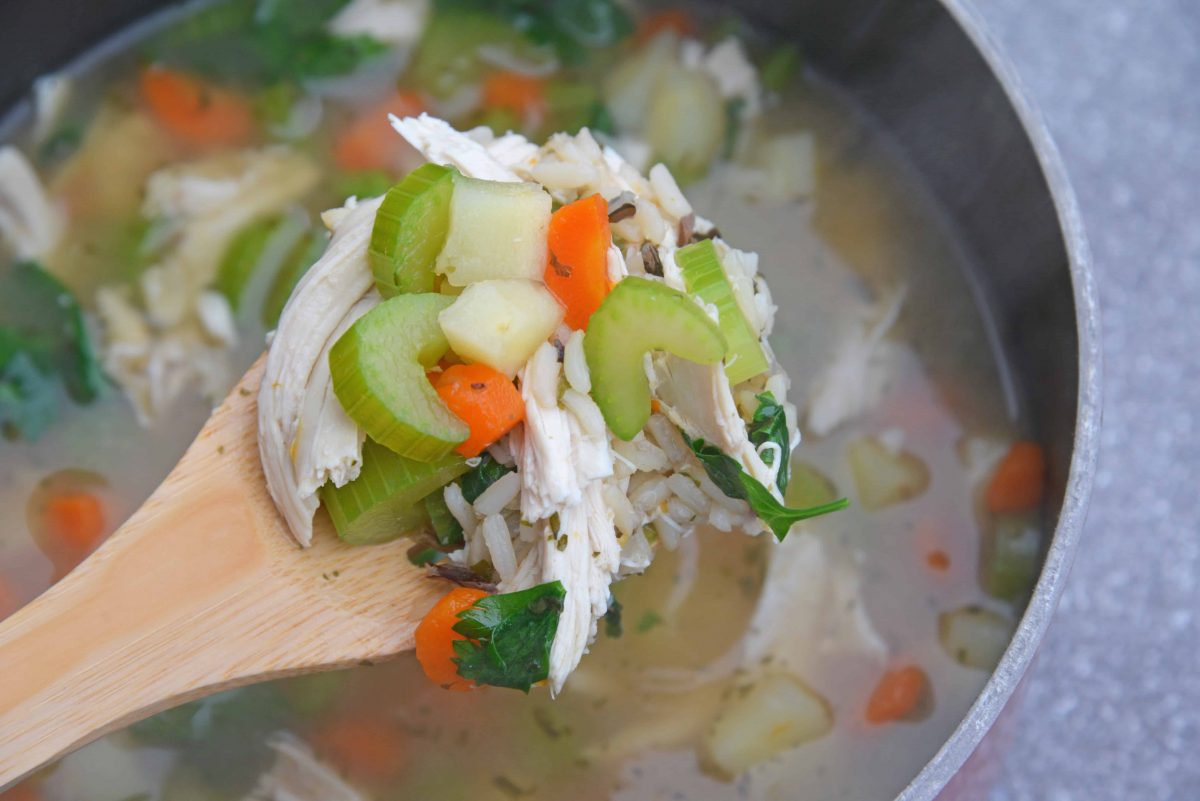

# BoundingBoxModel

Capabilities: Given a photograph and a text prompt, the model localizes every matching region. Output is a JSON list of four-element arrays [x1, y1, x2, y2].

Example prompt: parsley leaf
[[602, 596, 623, 638], [453, 581, 565, 692], [682, 432, 848, 541], [460, 453, 516, 503], [747, 392, 790, 492]]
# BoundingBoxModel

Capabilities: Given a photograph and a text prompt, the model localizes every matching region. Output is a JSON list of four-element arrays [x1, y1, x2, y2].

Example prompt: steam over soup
[[0, 1, 1045, 799]]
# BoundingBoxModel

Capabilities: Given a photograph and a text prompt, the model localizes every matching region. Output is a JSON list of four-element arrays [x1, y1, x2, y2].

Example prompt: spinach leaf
[[0, 261, 103, 404], [748, 392, 790, 492], [460, 454, 516, 504], [424, 490, 465, 548], [434, 0, 633, 62], [453, 581, 565, 692], [144, 0, 386, 84], [0, 349, 58, 441], [683, 432, 848, 541]]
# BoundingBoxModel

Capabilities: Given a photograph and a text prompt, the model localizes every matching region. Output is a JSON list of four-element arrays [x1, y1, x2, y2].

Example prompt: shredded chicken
[[805, 287, 906, 437], [0, 146, 63, 259], [259, 197, 382, 546], [244, 733, 364, 801], [328, 0, 428, 46]]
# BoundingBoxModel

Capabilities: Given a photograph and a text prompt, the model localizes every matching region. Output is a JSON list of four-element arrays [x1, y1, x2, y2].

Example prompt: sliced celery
[[677, 239, 770, 385], [320, 438, 468, 545], [368, 163, 456, 297], [584, 277, 727, 440], [979, 514, 1041, 601], [216, 213, 321, 319], [329, 293, 469, 460], [215, 217, 278, 310]]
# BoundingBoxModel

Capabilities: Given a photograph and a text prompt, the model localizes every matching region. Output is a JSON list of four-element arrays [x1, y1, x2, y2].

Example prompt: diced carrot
[[415, 587, 490, 691], [985, 441, 1046, 514], [481, 72, 546, 125], [139, 65, 255, 148], [333, 91, 425, 172], [926, 550, 951, 572], [636, 9, 697, 43], [313, 717, 407, 782], [39, 492, 107, 580], [865, 665, 929, 724], [0, 784, 42, 801], [434, 365, 525, 458], [544, 194, 612, 330]]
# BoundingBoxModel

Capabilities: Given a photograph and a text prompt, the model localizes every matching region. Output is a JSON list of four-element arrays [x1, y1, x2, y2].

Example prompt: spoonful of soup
[[0, 116, 850, 788]]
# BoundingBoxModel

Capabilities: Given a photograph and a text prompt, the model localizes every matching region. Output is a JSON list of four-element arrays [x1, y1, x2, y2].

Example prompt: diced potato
[[604, 31, 679, 134], [938, 605, 1013, 671], [847, 436, 930, 511], [646, 65, 726, 183], [703, 673, 832, 779], [785, 459, 838, 508], [435, 176, 551, 286], [756, 132, 816, 200], [439, 279, 564, 377]]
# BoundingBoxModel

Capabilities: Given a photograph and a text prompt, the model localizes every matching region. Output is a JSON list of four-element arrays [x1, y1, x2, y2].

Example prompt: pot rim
[[896, 2, 1102, 799]]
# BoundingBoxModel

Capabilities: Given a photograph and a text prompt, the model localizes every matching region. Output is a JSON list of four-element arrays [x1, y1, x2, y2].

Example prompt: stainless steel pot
[[0, 0, 1101, 797]]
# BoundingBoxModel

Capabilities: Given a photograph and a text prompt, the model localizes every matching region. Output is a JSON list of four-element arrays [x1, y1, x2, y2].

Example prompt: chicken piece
[[258, 197, 382, 546], [244, 733, 365, 801], [519, 342, 580, 521], [653, 356, 780, 496], [805, 287, 905, 437], [328, 0, 428, 46], [0, 146, 63, 259], [391, 113, 523, 183]]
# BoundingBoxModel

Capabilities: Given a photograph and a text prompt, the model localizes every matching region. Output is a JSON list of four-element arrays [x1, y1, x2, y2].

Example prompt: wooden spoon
[[0, 356, 443, 788]]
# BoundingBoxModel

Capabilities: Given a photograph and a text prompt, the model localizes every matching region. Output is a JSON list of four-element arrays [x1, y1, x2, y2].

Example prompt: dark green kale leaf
[[682, 432, 848, 541], [602, 595, 622, 638], [747, 391, 790, 492], [452, 581, 565, 692], [460, 453, 516, 504]]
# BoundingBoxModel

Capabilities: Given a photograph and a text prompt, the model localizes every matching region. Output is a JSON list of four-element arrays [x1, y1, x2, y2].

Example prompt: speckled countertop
[[959, 1, 1200, 798]]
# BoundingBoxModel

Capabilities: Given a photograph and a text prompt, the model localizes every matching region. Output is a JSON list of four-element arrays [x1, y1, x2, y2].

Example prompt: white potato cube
[[703, 673, 832, 778], [439, 279, 564, 377], [435, 176, 551, 286]]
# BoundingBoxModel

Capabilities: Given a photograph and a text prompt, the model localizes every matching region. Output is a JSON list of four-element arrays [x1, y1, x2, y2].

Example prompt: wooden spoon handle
[[0, 418, 286, 785], [0, 361, 439, 788]]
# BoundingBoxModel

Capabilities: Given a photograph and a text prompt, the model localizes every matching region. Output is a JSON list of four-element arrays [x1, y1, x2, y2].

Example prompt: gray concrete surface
[[961, 1, 1200, 798]]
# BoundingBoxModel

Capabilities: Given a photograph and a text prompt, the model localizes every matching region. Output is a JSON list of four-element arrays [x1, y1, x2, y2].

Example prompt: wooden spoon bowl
[[0, 356, 441, 788]]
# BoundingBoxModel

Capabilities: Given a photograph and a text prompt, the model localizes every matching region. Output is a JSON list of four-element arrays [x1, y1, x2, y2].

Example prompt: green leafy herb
[[722, 97, 746, 160], [452, 581, 565, 692], [407, 537, 446, 567], [682, 431, 848, 541], [0, 350, 57, 441], [433, 0, 633, 63], [460, 453, 516, 504], [424, 490, 465, 548], [144, 0, 386, 85], [760, 44, 802, 94], [748, 392, 790, 492], [602, 595, 622, 638], [635, 610, 663, 633]]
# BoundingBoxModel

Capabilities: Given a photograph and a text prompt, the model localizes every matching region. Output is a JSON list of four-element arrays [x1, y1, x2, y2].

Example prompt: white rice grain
[[666, 498, 696, 524], [473, 471, 522, 516], [635, 198, 668, 245], [612, 436, 670, 472], [602, 483, 638, 537], [631, 476, 671, 515], [532, 159, 597, 190], [487, 437, 515, 466], [646, 414, 688, 465], [443, 483, 477, 535], [655, 514, 683, 550], [649, 163, 692, 220], [666, 474, 709, 513], [481, 513, 518, 581], [528, 342, 560, 408], [708, 505, 734, 532], [692, 469, 747, 512], [563, 330, 591, 394]]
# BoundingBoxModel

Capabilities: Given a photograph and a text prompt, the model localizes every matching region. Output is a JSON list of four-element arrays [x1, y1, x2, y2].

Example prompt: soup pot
[[0, 0, 1100, 797]]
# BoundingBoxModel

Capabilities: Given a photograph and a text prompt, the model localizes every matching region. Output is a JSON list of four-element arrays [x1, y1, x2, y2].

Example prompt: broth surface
[[0, 3, 1036, 799]]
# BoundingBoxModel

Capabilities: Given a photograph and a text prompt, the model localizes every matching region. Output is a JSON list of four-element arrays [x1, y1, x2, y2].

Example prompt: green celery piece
[[747, 391, 790, 492], [452, 581, 566, 692], [329, 293, 469, 459], [369, 164, 456, 297], [460, 453, 515, 503], [0, 261, 102, 404], [216, 218, 278, 309], [424, 489, 464, 548], [980, 514, 1042, 601], [683, 432, 848, 541], [320, 438, 468, 545], [413, 11, 549, 98], [260, 228, 327, 328], [676, 239, 769, 385], [584, 277, 727, 440]]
